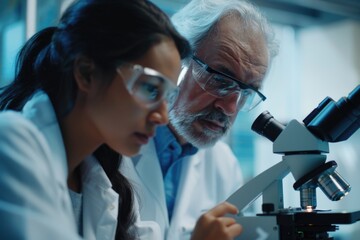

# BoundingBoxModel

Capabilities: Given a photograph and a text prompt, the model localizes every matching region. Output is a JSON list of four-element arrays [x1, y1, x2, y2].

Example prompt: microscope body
[[227, 120, 332, 239], [227, 85, 360, 239]]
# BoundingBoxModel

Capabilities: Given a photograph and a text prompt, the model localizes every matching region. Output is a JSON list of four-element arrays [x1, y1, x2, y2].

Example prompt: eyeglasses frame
[[116, 64, 178, 108], [192, 55, 266, 102]]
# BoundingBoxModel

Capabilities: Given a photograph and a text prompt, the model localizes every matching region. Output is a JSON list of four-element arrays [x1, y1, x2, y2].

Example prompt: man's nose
[[213, 92, 240, 116]]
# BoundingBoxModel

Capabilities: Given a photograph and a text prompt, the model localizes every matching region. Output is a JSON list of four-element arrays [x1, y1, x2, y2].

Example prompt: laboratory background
[[1, 0, 360, 239]]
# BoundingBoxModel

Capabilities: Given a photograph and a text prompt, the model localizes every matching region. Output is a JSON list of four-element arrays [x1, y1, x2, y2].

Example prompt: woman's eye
[[131, 74, 164, 102], [137, 82, 161, 101]]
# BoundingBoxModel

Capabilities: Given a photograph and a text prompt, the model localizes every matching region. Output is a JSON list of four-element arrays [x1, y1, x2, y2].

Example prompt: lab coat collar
[[81, 155, 112, 189], [133, 140, 169, 222], [166, 150, 205, 240], [22, 92, 69, 195], [21, 91, 75, 225], [134, 139, 166, 202]]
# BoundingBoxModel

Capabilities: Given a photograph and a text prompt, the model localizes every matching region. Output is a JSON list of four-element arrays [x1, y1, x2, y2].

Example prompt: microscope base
[[235, 209, 360, 240]]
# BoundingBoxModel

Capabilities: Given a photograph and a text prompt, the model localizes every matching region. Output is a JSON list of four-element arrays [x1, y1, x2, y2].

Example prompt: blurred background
[[1, 0, 360, 239]]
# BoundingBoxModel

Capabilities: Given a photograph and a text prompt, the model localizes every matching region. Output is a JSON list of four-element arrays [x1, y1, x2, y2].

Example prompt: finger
[[226, 223, 243, 237], [208, 202, 239, 217], [217, 217, 236, 226]]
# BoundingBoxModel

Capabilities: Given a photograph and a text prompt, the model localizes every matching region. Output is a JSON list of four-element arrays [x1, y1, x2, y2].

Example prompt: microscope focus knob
[[262, 203, 275, 214]]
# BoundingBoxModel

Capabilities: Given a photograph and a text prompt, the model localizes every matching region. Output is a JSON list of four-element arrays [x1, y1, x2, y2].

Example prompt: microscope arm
[[227, 160, 290, 213]]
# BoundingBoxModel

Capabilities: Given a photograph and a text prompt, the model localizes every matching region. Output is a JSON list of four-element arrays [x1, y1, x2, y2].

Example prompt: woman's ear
[[74, 56, 95, 92]]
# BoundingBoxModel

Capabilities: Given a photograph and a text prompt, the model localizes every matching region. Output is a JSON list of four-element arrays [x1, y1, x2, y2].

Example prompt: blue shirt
[[154, 126, 198, 220]]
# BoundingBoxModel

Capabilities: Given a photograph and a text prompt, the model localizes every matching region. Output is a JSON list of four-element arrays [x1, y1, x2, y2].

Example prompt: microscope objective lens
[[300, 187, 317, 210]]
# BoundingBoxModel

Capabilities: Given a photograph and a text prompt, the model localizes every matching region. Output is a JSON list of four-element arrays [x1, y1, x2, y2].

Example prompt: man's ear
[[74, 55, 95, 92]]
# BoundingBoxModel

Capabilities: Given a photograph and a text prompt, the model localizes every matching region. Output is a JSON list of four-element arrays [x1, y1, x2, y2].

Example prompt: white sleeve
[[0, 112, 81, 240]]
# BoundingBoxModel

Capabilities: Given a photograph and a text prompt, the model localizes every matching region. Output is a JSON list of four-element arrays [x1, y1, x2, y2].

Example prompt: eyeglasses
[[117, 64, 178, 108], [192, 55, 266, 112]]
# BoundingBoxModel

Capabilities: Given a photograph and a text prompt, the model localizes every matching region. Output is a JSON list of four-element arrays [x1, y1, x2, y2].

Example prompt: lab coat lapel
[[121, 156, 164, 239], [81, 155, 118, 240], [133, 140, 169, 224], [167, 151, 202, 239], [135, 140, 168, 213]]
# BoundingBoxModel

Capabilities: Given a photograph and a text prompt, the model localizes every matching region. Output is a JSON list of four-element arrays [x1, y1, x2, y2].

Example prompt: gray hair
[[171, 0, 279, 66]]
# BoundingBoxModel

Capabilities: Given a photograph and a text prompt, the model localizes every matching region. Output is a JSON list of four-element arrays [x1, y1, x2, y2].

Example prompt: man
[[122, 0, 278, 239]]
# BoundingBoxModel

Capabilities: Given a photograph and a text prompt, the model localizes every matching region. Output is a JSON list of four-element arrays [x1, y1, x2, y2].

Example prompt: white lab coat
[[79, 150, 164, 240], [121, 139, 243, 240], [0, 92, 81, 239], [0, 92, 122, 240], [80, 155, 119, 240]]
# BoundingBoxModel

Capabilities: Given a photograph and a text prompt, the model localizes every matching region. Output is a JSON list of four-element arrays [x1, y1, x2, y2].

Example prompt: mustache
[[194, 108, 231, 129]]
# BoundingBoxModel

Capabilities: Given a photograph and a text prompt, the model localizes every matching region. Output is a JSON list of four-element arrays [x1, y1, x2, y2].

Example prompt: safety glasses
[[192, 55, 266, 111], [117, 64, 178, 108]]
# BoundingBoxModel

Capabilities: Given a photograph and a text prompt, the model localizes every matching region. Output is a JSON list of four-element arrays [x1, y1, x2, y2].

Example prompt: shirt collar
[[154, 125, 198, 159]]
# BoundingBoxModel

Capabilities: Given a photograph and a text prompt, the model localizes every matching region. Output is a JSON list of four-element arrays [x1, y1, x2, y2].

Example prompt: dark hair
[[0, 0, 190, 239], [0, 0, 190, 113]]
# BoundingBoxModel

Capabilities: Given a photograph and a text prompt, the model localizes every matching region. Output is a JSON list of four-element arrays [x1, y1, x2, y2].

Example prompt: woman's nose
[[148, 101, 169, 125]]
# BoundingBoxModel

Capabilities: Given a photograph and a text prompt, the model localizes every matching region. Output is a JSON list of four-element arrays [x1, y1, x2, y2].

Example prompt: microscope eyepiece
[[251, 111, 285, 142], [305, 85, 360, 142]]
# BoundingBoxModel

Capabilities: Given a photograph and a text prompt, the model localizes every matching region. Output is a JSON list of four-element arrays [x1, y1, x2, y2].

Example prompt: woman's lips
[[134, 132, 151, 145]]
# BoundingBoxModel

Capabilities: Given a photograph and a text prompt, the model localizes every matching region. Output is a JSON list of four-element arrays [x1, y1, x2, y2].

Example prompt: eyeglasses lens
[[192, 60, 263, 112], [119, 65, 177, 108]]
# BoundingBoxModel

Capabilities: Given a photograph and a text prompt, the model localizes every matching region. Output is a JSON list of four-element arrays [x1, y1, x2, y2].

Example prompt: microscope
[[227, 85, 360, 239]]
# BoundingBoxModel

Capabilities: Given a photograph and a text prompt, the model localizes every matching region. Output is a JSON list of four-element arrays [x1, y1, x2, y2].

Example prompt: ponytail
[[0, 27, 56, 110]]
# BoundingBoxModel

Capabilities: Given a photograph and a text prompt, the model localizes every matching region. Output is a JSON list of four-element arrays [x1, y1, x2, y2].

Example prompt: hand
[[190, 201, 242, 240]]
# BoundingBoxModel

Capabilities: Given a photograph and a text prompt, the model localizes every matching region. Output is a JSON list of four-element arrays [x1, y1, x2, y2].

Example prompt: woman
[[0, 0, 241, 239]]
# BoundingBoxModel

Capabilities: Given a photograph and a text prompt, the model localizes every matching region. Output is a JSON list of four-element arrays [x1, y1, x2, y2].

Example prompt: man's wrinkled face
[[170, 104, 232, 147], [170, 15, 269, 148]]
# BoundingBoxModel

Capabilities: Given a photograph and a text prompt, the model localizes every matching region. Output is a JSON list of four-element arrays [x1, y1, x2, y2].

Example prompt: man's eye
[[209, 75, 237, 90], [242, 89, 252, 96]]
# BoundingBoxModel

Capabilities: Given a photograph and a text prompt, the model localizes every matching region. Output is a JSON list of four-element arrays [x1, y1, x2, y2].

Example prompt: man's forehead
[[200, 15, 268, 60], [198, 31, 268, 68]]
